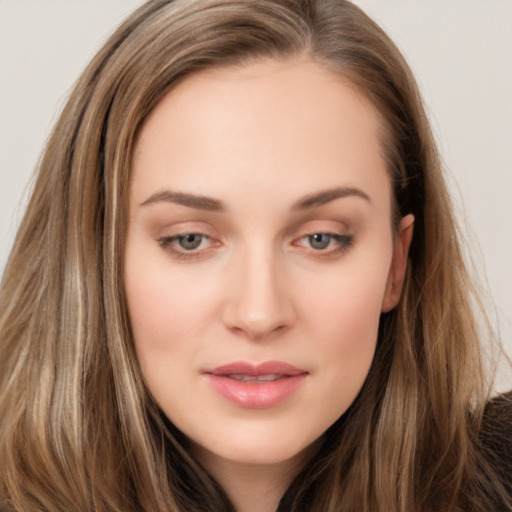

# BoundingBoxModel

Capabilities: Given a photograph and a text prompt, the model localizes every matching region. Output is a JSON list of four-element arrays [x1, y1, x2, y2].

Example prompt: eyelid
[[155, 220, 354, 260], [155, 220, 223, 260], [290, 219, 354, 256], [293, 232, 354, 251], [157, 232, 222, 260]]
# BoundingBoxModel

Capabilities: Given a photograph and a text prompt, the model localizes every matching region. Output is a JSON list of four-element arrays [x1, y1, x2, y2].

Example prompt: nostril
[[227, 320, 288, 340], [223, 305, 293, 340]]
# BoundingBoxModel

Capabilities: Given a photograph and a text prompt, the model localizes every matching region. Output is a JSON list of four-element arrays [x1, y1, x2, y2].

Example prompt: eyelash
[[296, 233, 354, 254], [157, 231, 354, 260], [157, 233, 214, 260]]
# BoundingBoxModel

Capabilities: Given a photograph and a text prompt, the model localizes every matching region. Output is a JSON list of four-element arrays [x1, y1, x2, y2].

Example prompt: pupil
[[309, 233, 330, 250], [179, 234, 202, 250]]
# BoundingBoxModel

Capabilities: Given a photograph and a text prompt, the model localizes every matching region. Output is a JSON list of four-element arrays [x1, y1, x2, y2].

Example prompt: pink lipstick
[[204, 361, 308, 409]]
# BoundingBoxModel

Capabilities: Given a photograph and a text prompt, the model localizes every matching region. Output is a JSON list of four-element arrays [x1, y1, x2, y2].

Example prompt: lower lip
[[205, 374, 307, 409]]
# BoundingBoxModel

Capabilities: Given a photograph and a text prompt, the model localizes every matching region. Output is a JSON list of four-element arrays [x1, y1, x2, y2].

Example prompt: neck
[[194, 444, 318, 512], [215, 460, 295, 512]]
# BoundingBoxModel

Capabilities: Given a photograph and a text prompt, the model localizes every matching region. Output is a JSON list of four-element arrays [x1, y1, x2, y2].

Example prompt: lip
[[204, 361, 308, 409]]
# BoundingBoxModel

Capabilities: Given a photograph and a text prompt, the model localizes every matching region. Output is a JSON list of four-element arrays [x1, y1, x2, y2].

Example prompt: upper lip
[[206, 361, 308, 377]]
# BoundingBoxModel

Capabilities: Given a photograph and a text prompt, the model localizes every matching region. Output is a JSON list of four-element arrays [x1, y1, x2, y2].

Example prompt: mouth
[[204, 361, 308, 409], [222, 373, 290, 382]]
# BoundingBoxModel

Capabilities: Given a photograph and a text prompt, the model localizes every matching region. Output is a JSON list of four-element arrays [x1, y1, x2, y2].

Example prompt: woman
[[0, 0, 510, 511]]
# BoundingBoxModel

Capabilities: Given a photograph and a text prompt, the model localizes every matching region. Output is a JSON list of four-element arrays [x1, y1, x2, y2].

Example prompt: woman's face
[[125, 58, 412, 471]]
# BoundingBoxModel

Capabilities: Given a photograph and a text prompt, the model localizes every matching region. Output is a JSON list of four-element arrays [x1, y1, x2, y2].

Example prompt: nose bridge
[[223, 239, 294, 338]]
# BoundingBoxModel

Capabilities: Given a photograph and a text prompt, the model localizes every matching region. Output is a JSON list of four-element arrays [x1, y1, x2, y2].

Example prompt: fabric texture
[[480, 390, 512, 508]]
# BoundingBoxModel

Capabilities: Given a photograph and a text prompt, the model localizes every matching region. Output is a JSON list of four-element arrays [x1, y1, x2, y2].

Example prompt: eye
[[157, 232, 215, 259], [297, 233, 354, 253], [308, 233, 332, 250], [176, 233, 205, 250]]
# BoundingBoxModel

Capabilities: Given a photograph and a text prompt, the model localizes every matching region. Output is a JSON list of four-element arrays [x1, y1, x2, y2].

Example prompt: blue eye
[[302, 233, 353, 252], [308, 233, 332, 250], [157, 233, 210, 256], [176, 233, 205, 250]]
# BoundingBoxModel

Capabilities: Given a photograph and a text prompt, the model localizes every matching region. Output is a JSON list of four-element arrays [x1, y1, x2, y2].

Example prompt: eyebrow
[[140, 190, 224, 211], [139, 186, 371, 212], [292, 186, 372, 210]]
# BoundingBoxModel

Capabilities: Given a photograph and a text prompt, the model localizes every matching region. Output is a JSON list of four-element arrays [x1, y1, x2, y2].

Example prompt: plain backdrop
[[0, 0, 511, 389]]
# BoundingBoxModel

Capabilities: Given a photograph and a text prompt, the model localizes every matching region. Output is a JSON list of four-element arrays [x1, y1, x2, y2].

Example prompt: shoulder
[[479, 391, 512, 499]]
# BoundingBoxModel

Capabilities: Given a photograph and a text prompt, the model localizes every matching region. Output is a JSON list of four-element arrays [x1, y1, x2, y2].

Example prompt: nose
[[222, 246, 296, 340]]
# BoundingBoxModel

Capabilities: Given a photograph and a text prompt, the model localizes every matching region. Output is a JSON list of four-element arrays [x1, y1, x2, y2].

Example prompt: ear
[[381, 214, 414, 312]]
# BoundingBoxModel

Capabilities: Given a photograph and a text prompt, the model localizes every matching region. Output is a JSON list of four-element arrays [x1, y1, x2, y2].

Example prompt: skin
[[125, 57, 413, 512]]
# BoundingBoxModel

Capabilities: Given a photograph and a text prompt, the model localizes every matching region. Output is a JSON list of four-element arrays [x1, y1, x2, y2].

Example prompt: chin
[[191, 423, 322, 469]]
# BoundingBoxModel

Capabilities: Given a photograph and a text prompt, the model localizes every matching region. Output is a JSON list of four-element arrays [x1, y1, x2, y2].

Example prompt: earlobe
[[381, 214, 414, 312]]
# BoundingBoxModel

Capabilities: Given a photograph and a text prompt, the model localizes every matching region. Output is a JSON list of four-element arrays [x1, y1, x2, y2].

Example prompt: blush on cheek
[[313, 278, 384, 359], [127, 271, 221, 352], [325, 309, 379, 368]]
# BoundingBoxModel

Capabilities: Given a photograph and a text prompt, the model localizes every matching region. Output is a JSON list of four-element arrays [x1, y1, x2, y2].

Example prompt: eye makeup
[[297, 232, 354, 252], [157, 232, 220, 260]]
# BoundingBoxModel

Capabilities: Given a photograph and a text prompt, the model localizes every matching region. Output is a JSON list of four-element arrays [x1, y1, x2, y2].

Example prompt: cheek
[[127, 276, 200, 342], [124, 245, 221, 359], [301, 255, 389, 335], [298, 256, 390, 392], [124, 260, 223, 414], [320, 284, 383, 365]]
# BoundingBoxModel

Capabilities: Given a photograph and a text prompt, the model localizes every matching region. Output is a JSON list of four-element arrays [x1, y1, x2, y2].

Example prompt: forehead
[[131, 57, 390, 213]]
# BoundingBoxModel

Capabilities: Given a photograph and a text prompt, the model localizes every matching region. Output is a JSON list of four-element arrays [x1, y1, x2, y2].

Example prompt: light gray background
[[1, 1, 511, 389]]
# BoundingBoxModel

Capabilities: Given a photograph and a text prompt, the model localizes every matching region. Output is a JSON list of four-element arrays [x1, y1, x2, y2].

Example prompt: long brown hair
[[0, 1, 509, 510]]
